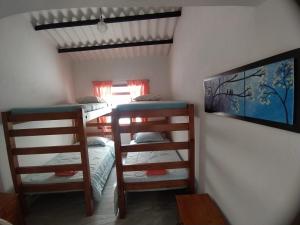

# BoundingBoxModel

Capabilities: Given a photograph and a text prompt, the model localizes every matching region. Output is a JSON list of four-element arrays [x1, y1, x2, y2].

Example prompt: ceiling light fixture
[[97, 8, 108, 33]]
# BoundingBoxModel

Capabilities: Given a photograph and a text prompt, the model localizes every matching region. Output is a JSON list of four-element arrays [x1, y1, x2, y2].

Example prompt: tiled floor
[[26, 167, 182, 225]]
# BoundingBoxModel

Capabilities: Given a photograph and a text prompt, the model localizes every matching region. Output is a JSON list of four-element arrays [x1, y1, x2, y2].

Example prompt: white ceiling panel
[[29, 7, 179, 62]]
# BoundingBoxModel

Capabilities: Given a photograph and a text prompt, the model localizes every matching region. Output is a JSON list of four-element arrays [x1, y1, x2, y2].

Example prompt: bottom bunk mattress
[[22, 140, 115, 201], [123, 142, 188, 184]]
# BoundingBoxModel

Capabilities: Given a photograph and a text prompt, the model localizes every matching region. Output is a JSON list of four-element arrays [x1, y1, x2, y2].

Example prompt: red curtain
[[127, 79, 150, 122], [92, 81, 112, 123]]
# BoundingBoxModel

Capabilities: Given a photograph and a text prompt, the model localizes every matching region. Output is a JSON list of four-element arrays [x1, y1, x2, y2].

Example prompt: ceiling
[[0, 0, 266, 20], [30, 7, 181, 62], [19, 0, 267, 62]]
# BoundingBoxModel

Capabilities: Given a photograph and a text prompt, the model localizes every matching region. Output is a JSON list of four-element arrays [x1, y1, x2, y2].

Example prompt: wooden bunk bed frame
[[1, 106, 112, 216], [112, 103, 195, 218]]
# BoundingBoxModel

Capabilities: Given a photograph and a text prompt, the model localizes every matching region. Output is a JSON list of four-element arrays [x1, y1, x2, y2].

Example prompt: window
[[93, 79, 150, 124], [111, 84, 131, 124], [111, 84, 131, 107]]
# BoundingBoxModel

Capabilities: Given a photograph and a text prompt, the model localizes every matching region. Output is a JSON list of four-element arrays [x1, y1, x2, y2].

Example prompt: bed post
[[188, 104, 195, 193], [76, 109, 93, 216], [72, 119, 79, 143], [112, 109, 126, 218], [1, 112, 26, 211], [164, 116, 171, 140]]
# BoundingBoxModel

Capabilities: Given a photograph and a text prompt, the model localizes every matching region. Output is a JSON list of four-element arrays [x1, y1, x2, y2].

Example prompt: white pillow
[[77, 96, 104, 104], [87, 136, 109, 146], [133, 94, 161, 101], [134, 132, 165, 143], [0, 219, 13, 225]]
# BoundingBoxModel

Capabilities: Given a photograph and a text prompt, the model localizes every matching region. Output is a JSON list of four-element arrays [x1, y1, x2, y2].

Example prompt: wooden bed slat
[[12, 145, 82, 155], [119, 123, 189, 133], [130, 119, 168, 125], [22, 182, 84, 192], [123, 161, 189, 171], [9, 127, 78, 136], [118, 108, 189, 118], [121, 141, 189, 152], [8, 112, 79, 122], [124, 179, 188, 191], [87, 131, 112, 136], [15, 164, 83, 174]]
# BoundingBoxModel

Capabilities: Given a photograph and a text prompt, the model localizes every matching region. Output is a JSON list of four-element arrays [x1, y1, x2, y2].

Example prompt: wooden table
[[176, 194, 227, 225], [0, 193, 25, 225]]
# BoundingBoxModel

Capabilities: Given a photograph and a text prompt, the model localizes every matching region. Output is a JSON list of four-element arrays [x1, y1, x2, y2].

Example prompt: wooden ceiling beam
[[58, 39, 173, 53], [35, 11, 181, 31]]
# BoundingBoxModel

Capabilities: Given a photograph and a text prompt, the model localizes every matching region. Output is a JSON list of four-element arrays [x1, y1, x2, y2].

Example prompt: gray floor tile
[[26, 167, 183, 225]]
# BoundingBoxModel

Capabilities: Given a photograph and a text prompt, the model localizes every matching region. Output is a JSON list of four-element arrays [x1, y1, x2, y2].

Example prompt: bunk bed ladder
[[188, 104, 195, 193], [112, 110, 126, 218], [112, 104, 196, 218], [1, 112, 25, 211], [1, 109, 94, 216], [76, 109, 93, 216]]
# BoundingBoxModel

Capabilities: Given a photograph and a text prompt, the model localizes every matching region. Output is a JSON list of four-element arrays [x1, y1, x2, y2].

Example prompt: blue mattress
[[115, 101, 187, 111], [10, 103, 108, 115], [22, 141, 115, 201]]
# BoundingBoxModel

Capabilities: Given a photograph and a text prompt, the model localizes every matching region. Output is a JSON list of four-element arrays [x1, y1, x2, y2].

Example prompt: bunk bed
[[112, 101, 195, 218], [1, 103, 113, 216]]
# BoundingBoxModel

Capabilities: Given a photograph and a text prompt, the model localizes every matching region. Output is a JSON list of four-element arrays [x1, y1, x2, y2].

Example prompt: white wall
[[0, 13, 75, 192], [72, 56, 171, 100], [170, 1, 300, 225]]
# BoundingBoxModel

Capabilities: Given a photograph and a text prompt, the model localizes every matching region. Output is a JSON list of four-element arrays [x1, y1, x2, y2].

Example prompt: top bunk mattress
[[10, 103, 109, 115], [115, 101, 187, 111]]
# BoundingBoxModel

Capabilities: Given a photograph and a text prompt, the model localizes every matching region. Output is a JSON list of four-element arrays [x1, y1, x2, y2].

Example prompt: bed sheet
[[22, 141, 115, 201], [10, 103, 109, 114], [115, 101, 187, 111], [122, 140, 188, 184]]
